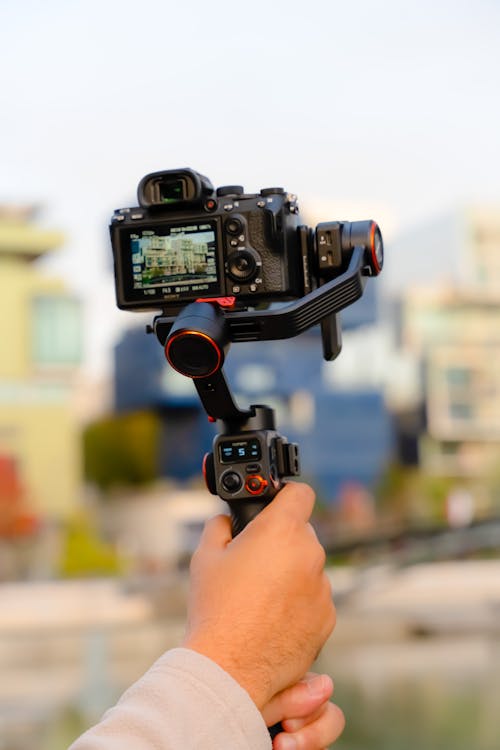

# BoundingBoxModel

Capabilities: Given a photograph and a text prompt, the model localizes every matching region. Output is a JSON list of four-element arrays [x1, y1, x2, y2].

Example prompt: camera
[[110, 168, 383, 312]]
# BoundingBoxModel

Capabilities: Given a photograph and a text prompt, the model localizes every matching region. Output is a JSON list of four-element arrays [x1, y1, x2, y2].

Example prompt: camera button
[[232, 285, 241, 294], [245, 475, 268, 495], [246, 463, 261, 474], [131, 212, 144, 220], [226, 218, 243, 235], [221, 471, 242, 494], [230, 239, 238, 247], [223, 203, 234, 212], [249, 284, 257, 292]]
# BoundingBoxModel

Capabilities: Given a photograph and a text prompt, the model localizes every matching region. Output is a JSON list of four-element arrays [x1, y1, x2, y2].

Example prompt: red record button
[[245, 475, 268, 495]]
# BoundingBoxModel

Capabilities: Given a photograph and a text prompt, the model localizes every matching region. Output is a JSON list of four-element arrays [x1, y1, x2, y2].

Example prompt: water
[[317, 635, 500, 750], [2, 622, 500, 749]]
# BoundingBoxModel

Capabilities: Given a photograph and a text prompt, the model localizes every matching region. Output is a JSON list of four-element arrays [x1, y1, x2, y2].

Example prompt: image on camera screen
[[130, 223, 217, 292]]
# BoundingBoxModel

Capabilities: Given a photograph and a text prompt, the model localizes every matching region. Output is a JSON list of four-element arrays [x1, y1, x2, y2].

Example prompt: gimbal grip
[[227, 497, 283, 739], [227, 500, 271, 536]]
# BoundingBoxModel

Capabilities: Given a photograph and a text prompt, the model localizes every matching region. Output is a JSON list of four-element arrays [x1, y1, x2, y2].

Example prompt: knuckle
[[314, 543, 327, 571], [189, 548, 201, 574]]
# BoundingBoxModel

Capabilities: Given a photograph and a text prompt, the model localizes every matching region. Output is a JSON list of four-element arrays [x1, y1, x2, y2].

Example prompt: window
[[449, 402, 473, 422], [445, 367, 472, 387], [32, 295, 82, 367]]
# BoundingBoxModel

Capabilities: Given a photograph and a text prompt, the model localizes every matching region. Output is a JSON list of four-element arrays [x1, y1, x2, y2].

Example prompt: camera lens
[[221, 471, 242, 493], [227, 249, 259, 282]]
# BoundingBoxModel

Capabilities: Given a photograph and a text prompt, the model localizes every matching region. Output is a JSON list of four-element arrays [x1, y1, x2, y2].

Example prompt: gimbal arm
[[153, 245, 368, 360]]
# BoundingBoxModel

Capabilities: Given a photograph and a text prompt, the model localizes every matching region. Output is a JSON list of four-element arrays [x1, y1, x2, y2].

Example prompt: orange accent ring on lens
[[165, 330, 222, 378], [369, 222, 382, 275], [245, 475, 268, 496]]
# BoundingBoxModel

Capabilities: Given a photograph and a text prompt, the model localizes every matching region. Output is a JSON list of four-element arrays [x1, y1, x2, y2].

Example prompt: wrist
[[182, 635, 272, 710]]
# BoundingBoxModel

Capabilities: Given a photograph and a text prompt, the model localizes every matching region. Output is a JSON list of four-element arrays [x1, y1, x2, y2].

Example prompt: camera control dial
[[260, 187, 285, 196], [227, 247, 261, 283], [217, 185, 244, 197], [225, 217, 244, 235]]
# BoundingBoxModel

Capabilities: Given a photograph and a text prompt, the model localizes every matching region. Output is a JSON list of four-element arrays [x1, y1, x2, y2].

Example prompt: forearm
[[69, 648, 272, 750]]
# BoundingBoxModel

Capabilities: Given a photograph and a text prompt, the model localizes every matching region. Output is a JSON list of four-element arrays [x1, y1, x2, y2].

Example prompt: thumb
[[259, 481, 316, 525], [198, 513, 233, 551]]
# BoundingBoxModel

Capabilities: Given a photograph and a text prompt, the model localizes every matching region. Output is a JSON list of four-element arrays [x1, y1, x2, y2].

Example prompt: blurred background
[[1, 1, 500, 748]]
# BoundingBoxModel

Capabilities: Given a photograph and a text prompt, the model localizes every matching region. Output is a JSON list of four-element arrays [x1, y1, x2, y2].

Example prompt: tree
[[83, 410, 160, 491]]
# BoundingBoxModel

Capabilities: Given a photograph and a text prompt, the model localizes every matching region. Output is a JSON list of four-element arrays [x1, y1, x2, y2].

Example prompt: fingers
[[274, 701, 345, 750], [262, 674, 333, 727], [195, 514, 233, 553], [260, 482, 316, 525]]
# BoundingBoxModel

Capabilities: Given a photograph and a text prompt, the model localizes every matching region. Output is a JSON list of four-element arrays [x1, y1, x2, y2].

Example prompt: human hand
[[263, 673, 345, 749], [182, 482, 336, 709]]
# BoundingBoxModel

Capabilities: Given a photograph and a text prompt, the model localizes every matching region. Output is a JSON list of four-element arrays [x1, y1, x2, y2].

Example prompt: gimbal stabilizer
[[150, 237, 383, 536]]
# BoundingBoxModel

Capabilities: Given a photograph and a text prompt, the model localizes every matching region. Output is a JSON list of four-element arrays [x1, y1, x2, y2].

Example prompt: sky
[[1, 0, 499, 374]]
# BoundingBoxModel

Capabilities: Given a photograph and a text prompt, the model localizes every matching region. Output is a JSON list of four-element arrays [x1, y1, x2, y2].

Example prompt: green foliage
[[59, 512, 124, 578], [83, 411, 159, 491]]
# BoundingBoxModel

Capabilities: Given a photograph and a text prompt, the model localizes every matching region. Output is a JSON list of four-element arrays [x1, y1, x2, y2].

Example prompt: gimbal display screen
[[126, 221, 219, 299], [219, 438, 261, 463]]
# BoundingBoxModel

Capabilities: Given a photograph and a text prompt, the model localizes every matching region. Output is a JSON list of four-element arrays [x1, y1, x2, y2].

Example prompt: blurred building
[[113, 278, 394, 501], [396, 207, 500, 479], [0, 206, 82, 521]]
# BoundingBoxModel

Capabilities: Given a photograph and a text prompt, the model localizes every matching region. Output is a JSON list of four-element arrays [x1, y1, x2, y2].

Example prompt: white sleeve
[[68, 647, 272, 750]]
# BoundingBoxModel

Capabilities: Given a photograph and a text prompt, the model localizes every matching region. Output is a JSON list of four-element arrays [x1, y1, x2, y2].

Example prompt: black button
[[221, 471, 242, 493], [226, 218, 243, 235], [246, 463, 261, 474], [204, 199, 217, 212]]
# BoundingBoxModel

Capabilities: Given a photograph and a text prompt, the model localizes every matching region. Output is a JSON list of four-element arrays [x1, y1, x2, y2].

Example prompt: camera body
[[110, 168, 308, 312]]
